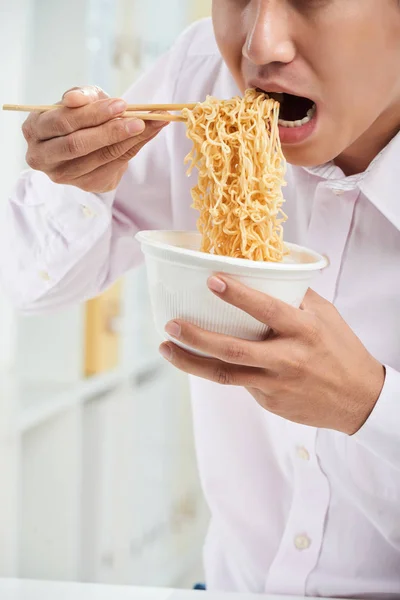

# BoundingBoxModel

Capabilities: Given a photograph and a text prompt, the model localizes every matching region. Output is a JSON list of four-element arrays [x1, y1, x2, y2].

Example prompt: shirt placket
[[265, 426, 330, 595], [265, 183, 359, 595], [305, 183, 360, 303]]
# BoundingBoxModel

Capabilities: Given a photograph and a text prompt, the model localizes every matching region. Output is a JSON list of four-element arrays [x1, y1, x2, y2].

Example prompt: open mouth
[[258, 89, 316, 128]]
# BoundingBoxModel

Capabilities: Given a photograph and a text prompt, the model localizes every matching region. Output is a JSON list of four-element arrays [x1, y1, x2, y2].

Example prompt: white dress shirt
[[1, 19, 400, 598]]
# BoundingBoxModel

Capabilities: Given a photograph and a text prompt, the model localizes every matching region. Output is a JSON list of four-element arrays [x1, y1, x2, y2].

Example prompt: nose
[[243, 0, 296, 66]]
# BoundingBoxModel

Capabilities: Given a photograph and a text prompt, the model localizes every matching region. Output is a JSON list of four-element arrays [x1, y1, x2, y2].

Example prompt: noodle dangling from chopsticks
[[182, 89, 287, 262]]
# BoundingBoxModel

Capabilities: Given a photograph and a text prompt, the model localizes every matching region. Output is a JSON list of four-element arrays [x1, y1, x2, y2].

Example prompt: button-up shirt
[[1, 19, 400, 599]]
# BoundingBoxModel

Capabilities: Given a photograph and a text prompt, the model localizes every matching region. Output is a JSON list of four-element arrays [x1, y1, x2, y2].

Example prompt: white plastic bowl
[[136, 230, 328, 354]]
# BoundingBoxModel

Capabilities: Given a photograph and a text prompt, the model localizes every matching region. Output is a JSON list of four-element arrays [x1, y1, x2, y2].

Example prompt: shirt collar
[[301, 130, 400, 231]]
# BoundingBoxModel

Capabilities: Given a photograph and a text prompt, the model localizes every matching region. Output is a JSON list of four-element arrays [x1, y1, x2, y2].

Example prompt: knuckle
[[26, 150, 42, 171], [62, 133, 85, 158], [290, 352, 307, 378], [130, 131, 146, 145], [110, 120, 129, 142], [22, 119, 36, 142], [214, 365, 233, 386], [234, 286, 252, 309], [304, 316, 322, 344], [223, 342, 246, 363], [93, 85, 106, 95], [84, 85, 105, 99], [121, 144, 141, 161], [258, 298, 276, 324], [53, 114, 74, 136], [99, 143, 123, 162]]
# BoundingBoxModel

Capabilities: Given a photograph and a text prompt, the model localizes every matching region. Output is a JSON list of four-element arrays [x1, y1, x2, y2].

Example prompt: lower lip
[[278, 111, 318, 145]]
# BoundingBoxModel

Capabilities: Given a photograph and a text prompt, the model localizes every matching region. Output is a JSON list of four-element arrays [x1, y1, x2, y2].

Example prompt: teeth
[[279, 103, 316, 128], [307, 104, 317, 117]]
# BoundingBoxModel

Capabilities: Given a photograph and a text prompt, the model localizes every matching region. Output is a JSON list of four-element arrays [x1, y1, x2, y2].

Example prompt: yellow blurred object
[[84, 281, 123, 376], [191, 0, 212, 21]]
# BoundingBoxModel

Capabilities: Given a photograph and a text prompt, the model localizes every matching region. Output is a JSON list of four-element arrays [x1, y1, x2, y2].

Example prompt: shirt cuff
[[354, 365, 400, 468], [3, 171, 116, 309]]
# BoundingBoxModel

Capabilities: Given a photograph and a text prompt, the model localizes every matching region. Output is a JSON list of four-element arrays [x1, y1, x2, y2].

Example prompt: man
[[1, 1, 400, 596]]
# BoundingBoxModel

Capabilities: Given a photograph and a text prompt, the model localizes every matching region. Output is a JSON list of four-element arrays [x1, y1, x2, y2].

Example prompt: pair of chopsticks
[[2, 103, 197, 122]]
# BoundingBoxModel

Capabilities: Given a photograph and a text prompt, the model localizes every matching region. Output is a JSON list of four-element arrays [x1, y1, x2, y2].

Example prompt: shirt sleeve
[[0, 24, 196, 314], [354, 365, 400, 471]]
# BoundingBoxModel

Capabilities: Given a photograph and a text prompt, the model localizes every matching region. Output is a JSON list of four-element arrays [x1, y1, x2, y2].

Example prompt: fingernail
[[208, 276, 227, 293], [159, 344, 172, 361], [109, 99, 127, 115], [62, 89, 79, 99], [165, 321, 181, 339], [125, 119, 145, 135]]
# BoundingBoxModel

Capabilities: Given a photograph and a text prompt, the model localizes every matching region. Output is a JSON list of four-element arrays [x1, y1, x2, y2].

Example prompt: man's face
[[212, 0, 400, 170]]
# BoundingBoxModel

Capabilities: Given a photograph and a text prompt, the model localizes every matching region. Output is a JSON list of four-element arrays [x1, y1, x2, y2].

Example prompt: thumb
[[61, 85, 109, 108]]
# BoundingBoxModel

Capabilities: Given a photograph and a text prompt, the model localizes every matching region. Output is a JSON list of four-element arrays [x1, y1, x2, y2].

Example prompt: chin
[[282, 146, 328, 168], [282, 134, 345, 168]]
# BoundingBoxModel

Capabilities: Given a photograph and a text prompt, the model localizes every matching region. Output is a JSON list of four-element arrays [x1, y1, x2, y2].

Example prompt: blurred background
[[0, 0, 212, 589]]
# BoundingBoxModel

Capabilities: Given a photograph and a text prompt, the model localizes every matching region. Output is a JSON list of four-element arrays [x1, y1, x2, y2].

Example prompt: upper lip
[[248, 79, 313, 101]]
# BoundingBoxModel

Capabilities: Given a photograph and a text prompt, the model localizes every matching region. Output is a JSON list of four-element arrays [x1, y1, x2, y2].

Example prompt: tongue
[[279, 94, 313, 121]]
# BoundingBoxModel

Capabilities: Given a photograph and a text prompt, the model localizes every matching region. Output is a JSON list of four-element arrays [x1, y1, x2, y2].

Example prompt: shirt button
[[296, 446, 310, 461], [332, 188, 345, 196], [294, 534, 311, 551], [38, 270, 51, 282], [81, 204, 96, 218]]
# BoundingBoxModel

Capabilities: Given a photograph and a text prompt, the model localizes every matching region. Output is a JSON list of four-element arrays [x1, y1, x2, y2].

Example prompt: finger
[[45, 121, 164, 180], [35, 98, 128, 141], [62, 85, 109, 108], [119, 120, 168, 160], [164, 320, 270, 368], [159, 342, 263, 387], [207, 275, 305, 335], [70, 160, 130, 193], [22, 87, 113, 143], [40, 117, 145, 165]]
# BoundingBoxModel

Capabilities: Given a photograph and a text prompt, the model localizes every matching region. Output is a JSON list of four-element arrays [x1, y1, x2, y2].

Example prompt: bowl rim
[[135, 230, 328, 272]]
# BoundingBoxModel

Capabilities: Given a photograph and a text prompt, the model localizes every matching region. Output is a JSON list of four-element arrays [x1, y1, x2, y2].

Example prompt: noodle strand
[[182, 89, 287, 262]]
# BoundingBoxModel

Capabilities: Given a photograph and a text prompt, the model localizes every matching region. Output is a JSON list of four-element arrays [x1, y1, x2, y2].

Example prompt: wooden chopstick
[[128, 103, 196, 111], [124, 111, 185, 122], [2, 102, 196, 113], [2, 103, 191, 123]]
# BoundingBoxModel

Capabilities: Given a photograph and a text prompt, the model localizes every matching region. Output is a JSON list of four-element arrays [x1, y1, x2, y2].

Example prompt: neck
[[334, 108, 400, 177]]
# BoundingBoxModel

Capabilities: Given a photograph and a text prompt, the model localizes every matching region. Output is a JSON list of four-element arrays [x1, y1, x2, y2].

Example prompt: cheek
[[212, 2, 246, 90], [317, 31, 400, 146], [314, 4, 400, 114]]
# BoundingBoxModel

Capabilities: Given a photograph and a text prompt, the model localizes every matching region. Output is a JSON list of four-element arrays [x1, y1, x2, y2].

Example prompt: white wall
[[25, 0, 89, 103], [0, 0, 210, 585], [0, 0, 32, 573], [132, 0, 188, 71], [0, 0, 33, 372]]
